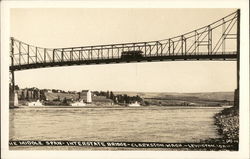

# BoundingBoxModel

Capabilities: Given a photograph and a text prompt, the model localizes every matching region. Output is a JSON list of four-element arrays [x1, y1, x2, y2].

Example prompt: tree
[[63, 97, 67, 104], [78, 92, 81, 100], [135, 95, 143, 102], [106, 91, 110, 99], [124, 94, 129, 103], [33, 90, 38, 99], [40, 90, 46, 100], [21, 91, 25, 100], [14, 85, 19, 90], [26, 90, 29, 100], [110, 91, 114, 100]]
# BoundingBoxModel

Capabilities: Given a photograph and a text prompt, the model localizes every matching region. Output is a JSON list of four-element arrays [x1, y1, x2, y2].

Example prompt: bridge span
[[9, 10, 240, 107]]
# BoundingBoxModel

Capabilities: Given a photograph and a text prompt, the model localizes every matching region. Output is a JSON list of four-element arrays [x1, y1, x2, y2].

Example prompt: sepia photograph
[[1, 0, 249, 159]]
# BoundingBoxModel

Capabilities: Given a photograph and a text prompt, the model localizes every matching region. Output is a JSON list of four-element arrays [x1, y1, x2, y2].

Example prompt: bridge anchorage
[[9, 10, 240, 107]]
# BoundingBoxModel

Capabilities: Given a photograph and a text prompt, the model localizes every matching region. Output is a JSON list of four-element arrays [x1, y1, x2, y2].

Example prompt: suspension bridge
[[9, 10, 240, 107]]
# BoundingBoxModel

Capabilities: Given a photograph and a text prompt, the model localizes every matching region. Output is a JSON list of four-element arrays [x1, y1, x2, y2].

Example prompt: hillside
[[114, 91, 234, 106], [115, 91, 233, 100]]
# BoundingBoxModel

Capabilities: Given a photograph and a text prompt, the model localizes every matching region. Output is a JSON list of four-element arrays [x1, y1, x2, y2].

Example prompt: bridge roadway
[[10, 52, 236, 71]]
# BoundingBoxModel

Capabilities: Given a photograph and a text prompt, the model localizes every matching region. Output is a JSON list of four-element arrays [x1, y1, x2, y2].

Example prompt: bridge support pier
[[234, 88, 239, 107], [234, 9, 240, 107], [9, 70, 15, 107], [9, 37, 16, 108]]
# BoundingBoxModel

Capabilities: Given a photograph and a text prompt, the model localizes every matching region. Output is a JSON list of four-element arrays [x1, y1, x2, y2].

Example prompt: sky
[[10, 8, 237, 93]]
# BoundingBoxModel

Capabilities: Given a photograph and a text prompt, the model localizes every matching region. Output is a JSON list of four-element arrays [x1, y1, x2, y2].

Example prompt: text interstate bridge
[[9, 10, 240, 106]]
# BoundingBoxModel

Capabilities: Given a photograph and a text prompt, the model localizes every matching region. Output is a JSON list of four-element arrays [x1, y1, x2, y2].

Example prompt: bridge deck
[[10, 54, 237, 71]]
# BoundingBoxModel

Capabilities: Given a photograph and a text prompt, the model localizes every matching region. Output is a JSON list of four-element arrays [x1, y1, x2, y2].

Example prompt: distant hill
[[114, 91, 234, 101], [114, 91, 234, 106]]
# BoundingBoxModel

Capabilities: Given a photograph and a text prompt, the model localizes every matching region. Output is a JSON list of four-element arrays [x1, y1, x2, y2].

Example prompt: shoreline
[[200, 106, 239, 151], [12, 105, 229, 109], [214, 106, 239, 144]]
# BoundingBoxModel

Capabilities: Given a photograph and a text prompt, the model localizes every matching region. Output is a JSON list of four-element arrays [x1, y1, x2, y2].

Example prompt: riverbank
[[201, 106, 239, 150], [214, 106, 239, 144], [15, 105, 225, 109]]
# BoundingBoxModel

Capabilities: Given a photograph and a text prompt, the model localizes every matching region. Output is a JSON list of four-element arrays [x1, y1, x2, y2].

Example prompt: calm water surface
[[10, 106, 223, 143]]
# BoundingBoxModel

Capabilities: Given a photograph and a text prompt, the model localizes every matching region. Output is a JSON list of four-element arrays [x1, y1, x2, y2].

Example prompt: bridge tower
[[234, 9, 240, 107], [9, 37, 16, 107]]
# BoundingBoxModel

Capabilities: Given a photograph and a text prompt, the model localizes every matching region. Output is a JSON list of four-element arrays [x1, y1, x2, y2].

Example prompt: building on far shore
[[87, 90, 92, 103], [81, 90, 92, 103], [14, 92, 18, 106]]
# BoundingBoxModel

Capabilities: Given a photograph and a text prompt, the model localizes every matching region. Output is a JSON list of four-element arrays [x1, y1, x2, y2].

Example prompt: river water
[[9, 106, 223, 143]]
